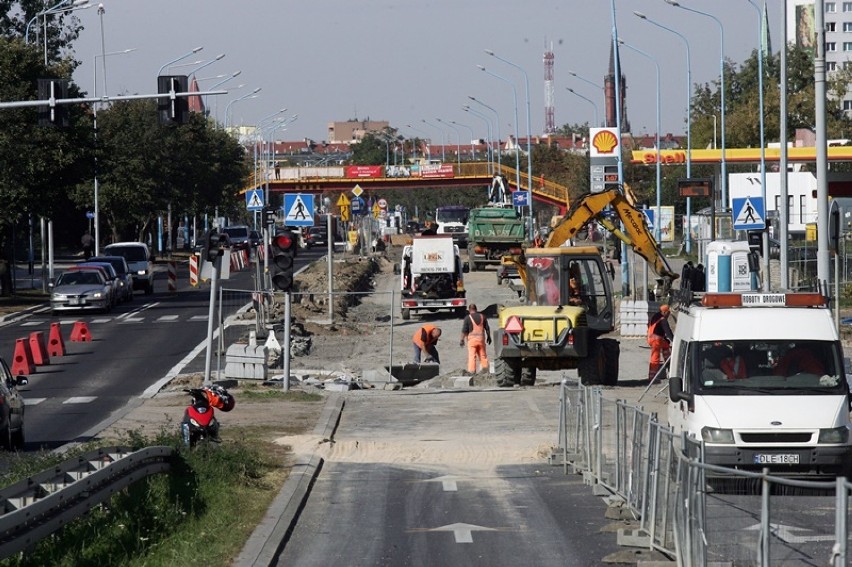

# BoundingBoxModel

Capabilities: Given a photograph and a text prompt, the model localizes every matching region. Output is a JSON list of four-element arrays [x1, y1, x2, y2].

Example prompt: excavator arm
[[545, 188, 679, 282]]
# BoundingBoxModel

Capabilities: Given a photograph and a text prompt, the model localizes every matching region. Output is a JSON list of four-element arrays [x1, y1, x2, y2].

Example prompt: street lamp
[[567, 70, 605, 95], [744, 0, 768, 290], [462, 106, 494, 174], [665, 0, 728, 211], [187, 53, 225, 76], [485, 50, 533, 232], [26, 0, 91, 64], [436, 118, 462, 168], [224, 87, 261, 129], [421, 119, 446, 162], [478, 65, 522, 207], [467, 96, 501, 172], [450, 120, 477, 161], [619, 39, 662, 242], [634, 10, 693, 254], [565, 88, 599, 127], [157, 46, 203, 76]]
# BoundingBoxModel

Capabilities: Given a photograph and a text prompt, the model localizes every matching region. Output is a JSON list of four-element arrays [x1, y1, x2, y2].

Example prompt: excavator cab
[[522, 246, 615, 333]]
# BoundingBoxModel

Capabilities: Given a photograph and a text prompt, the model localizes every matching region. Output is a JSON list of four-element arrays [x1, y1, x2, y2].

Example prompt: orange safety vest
[[467, 313, 486, 342], [647, 317, 667, 345], [720, 356, 747, 380], [413, 324, 439, 349]]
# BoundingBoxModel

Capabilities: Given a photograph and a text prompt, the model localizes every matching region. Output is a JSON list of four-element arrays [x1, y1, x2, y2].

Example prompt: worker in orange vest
[[413, 324, 442, 364], [646, 304, 673, 381], [459, 304, 491, 374]]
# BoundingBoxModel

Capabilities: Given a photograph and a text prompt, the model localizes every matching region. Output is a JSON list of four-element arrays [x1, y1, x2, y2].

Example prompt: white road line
[[23, 398, 46, 406], [64, 396, 96, 404], [120, 317, 145, 323], [90, 318, 111, 324], [189, 315, 208, 321], [156, 315, 179, 322], [21, 322, 40, 327]]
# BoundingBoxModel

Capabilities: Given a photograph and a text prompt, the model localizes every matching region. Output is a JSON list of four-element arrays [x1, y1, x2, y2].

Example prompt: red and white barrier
[[168, 260, 177, 293], [189, 254, 199, 287]]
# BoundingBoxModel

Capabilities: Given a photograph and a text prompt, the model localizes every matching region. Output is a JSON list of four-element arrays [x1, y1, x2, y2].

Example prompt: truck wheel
[[494, 357, 520, 388], [578, 339, 605, 385], [601, 338, 620, 386], [401, 308, 411, 320], [520, 366, 536, 386]]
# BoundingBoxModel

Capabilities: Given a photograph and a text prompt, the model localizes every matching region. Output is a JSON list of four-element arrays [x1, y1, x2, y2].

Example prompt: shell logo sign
[[591, 128, 619, 155]]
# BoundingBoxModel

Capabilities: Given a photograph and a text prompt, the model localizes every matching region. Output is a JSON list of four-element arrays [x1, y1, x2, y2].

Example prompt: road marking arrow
[[428, 523, 497, 544], [424, 475, 461, 491], [744, 523, 835, 543]]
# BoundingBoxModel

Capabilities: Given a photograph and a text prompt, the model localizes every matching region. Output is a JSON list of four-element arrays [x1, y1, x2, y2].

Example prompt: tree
[[350, 132, 391, 165]]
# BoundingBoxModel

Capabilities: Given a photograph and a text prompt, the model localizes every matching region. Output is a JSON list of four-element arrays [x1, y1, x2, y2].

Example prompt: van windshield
[[106, 246, 147, 262], [691, 339, 846, 393]]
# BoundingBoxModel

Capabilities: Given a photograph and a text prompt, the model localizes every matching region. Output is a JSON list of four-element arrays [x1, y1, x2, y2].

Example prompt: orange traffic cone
[[70, 321, 92, 342], [28, 331, 50, 366], [11, 338, 35, 376], [48, 322, 65, 357]]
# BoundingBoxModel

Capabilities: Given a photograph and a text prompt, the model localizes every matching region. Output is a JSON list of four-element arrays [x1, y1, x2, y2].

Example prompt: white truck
[[398, 236, 467, 320], [667, 291, 852, 477]]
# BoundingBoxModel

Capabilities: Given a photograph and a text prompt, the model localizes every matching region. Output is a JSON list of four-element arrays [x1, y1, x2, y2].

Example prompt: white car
[[104, 242, 154, 295]]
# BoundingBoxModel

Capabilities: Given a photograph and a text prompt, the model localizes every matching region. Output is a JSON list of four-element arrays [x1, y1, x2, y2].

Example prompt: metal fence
[[553, 379, 852, 566]]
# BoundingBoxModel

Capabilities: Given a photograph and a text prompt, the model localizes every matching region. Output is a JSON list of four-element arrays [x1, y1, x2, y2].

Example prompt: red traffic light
[[273, 234, 294, 249]]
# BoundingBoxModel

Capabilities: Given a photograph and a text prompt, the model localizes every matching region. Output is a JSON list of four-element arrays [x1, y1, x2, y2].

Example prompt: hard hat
[[660, 304, 670, 314]]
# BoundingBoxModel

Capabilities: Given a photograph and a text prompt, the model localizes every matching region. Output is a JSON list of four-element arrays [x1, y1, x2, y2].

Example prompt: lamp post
[[485, 51, 533, 208], [157, 46, 204, 77], [436, 118, 462, 168], [224, 87, 261, 129], [421, 119, 446, 162], [567, 70, 605, 96], [665, 0, 727, 214], [609, 0, 630, 297], [478, 65, 522, 211], [467, 96, 501, 172], [634, 11, 693, 254], [462, 106, 494, 174], [187, 53, 225, 77], [744, 0, 769, 290], [451, 120, 477, 161], [26, 0, 91, 64], [565, 88, 599, 127], [619, 39, 662, 242]]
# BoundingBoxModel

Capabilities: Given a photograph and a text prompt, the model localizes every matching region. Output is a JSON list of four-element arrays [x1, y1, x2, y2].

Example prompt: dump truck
[[466, 204, 526, 271], [493, 188, 678, 387], [398, 236, 467, 320]]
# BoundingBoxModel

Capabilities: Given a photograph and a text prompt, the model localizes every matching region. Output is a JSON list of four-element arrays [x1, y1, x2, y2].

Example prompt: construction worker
[[532, 231, 545, 247], [647, 304, 673, 381], [459, 304, 491, 374], [413, 324, 441, 364]]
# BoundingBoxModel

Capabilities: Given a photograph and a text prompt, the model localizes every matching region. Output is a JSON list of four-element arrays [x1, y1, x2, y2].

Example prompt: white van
[[667, 292, 852, 477], [103, 242, 154, 295]]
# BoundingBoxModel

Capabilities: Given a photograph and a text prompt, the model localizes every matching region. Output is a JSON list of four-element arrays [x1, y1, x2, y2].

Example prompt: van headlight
[[818, 427, 849, 444], [137, 270, 147, 276], [701, 427, 734, 444]]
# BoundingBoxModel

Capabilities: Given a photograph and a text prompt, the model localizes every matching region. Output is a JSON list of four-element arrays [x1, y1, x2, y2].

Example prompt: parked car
[[50, 269, 112, 314], [76, 262, 123, 305], [304, 226, 328, 248], [405, 221, 421, 235], [249, 230, 262, 247], [103, 242, 154, 295], [0, 356, 26, 450], [87, 256, 134, 303], [222, 225, 251, 250]]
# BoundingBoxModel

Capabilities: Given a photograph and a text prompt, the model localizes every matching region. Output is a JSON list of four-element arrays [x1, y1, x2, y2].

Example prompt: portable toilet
[[706, 240, 756, 292]]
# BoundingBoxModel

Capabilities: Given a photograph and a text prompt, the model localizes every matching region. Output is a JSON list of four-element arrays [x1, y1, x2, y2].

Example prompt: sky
[[68, 0, 784, 144]]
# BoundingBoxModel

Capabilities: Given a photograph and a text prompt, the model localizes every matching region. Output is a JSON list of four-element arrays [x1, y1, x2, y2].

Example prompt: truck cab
[[667, 292, 852, 477]]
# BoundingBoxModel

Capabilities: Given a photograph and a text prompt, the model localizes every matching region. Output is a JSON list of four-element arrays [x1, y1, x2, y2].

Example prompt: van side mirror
[[669, 376, 693, 404]]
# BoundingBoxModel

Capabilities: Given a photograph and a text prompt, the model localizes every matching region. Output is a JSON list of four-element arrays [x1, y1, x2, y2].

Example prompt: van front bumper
[[704, 445, 852, 476]]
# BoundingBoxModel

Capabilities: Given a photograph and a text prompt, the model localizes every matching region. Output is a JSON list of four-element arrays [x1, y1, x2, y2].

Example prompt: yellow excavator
[[493, 188, 678, 387]]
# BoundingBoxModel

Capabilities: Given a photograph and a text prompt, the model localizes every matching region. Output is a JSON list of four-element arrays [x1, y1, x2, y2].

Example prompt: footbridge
[[245, 162, 572, 212]]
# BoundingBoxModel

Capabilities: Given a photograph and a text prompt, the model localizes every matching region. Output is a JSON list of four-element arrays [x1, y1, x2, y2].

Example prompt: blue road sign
[[351, 196, 367, 215], [512, 190, 530, 207], [283, 194, 315, 226], [642, 209, 655, 231], [732, 196, 766, 230], [246, 189, 264, 211]]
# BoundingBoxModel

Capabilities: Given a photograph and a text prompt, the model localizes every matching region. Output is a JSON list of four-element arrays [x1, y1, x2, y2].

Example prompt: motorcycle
[[180, 386, 235, 447]]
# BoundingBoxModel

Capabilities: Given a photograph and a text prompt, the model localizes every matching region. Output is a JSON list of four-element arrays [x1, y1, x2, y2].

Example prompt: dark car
[[305, 226, 328, 248], [0, 356, 26, 450], [87, 256, 134, 303], [405, 221, 421, 235], [222, 225, 251, 250], [249, 230, 262, 247]]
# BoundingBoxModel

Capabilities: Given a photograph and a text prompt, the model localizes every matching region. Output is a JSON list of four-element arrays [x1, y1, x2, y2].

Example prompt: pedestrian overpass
[[244, 162, 573, 212]]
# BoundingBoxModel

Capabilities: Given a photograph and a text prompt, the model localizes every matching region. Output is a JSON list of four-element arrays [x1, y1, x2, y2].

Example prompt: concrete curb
[[235, 393, 344, 567]]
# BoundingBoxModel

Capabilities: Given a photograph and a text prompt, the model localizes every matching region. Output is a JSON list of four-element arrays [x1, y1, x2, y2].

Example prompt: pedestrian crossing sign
[[283, 193, 314, 226], [732, 196, 766, 230], [245, 189, 264, 211]]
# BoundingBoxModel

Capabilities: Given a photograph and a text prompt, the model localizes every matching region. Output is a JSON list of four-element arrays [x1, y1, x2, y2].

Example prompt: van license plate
[[754, 454, 799, 465]]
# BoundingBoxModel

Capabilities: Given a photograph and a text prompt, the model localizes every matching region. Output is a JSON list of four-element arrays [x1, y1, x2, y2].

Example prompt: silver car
[[50, 270, 112, 314]]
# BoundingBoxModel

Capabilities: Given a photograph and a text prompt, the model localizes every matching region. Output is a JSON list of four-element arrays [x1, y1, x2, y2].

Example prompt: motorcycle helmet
[[205, 385, 236, 412]]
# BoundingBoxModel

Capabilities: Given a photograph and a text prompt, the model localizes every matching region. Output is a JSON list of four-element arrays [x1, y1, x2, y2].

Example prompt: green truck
[[466, 204, 526, 271]]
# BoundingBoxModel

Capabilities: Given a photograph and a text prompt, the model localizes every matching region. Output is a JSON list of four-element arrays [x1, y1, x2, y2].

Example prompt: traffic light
[[157, 75, 189, 124], [270, 233, 297, 291], [263, 206, 276, 226], [37, 78, 69, 127], [206, 232, 223, 263]]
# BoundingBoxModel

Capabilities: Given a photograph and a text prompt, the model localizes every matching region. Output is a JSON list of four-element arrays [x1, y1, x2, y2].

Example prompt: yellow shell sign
[[592, 129, 618, 154]]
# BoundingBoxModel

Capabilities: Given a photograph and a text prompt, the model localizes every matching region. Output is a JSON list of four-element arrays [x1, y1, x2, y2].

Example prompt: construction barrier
[[28, 332, 50, 366], [11, 338, 34, 376], [189, 254, 199, 287], [48, 322, 66, 357], [69, 321, 92, 342], [168, 260, 177, 293]]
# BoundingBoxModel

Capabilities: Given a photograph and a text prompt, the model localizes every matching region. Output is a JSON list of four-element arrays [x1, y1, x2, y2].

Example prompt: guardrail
[[0, 445, 173, 559]]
